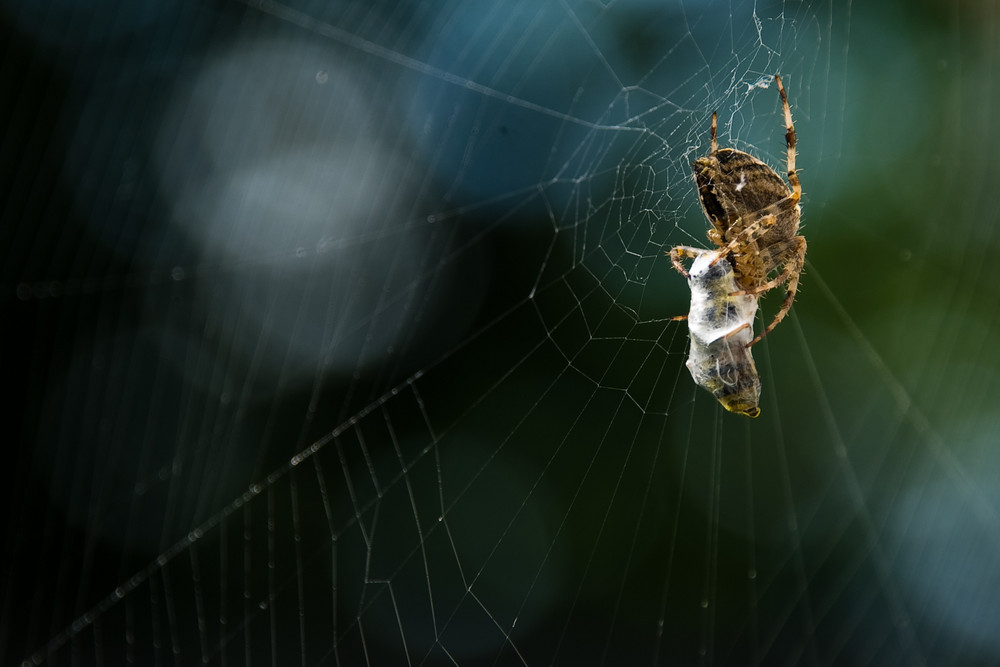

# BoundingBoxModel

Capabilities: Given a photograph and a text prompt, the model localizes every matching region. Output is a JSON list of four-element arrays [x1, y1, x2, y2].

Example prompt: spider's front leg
[[711, 193, 800, 267], [708, 214, 778, 268], [668, 245, 708, 278]]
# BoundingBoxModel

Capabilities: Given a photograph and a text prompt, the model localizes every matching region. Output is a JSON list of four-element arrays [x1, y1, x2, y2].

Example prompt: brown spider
[[671, 74, 806, 347]]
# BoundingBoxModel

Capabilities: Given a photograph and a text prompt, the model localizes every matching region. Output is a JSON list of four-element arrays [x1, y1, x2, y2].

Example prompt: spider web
[[4, 0, 1000, 664]]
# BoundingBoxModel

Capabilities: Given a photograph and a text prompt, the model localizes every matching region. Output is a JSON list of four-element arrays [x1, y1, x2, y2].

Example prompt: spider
[[671, 74, 806, 347]]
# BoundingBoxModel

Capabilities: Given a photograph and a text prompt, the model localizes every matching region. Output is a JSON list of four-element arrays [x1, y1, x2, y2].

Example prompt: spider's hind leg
[[710, 190, 800, 268], [747, 236, 807, 347], [731, 235, 806, 296]]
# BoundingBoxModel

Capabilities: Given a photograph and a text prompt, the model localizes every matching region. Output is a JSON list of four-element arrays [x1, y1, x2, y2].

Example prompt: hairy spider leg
[[698, 191, 804, 347], [668, 245, 711, 278], [721, 322, 752, 339], [711, 203, 804, 348], [747, 237, 806, 346], [774, 74, 800, 202], [708, 180, 802, 268], [709, 111, 718, 154], [669, 246, 718, 321], [708, 209, 779, 267], [741, 236, 807, 296], [733, 73, 803, 348]]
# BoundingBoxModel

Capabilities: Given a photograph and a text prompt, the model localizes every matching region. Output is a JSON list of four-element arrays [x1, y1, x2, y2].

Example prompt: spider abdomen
[[694, 148, 790, 223]]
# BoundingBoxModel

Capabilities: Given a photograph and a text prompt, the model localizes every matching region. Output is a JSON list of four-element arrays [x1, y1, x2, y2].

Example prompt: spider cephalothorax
[[674, 74, 806, 347]]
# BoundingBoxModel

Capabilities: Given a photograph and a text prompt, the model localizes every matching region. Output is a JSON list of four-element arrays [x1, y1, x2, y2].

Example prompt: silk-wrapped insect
[[670, 246, 761, 418]]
